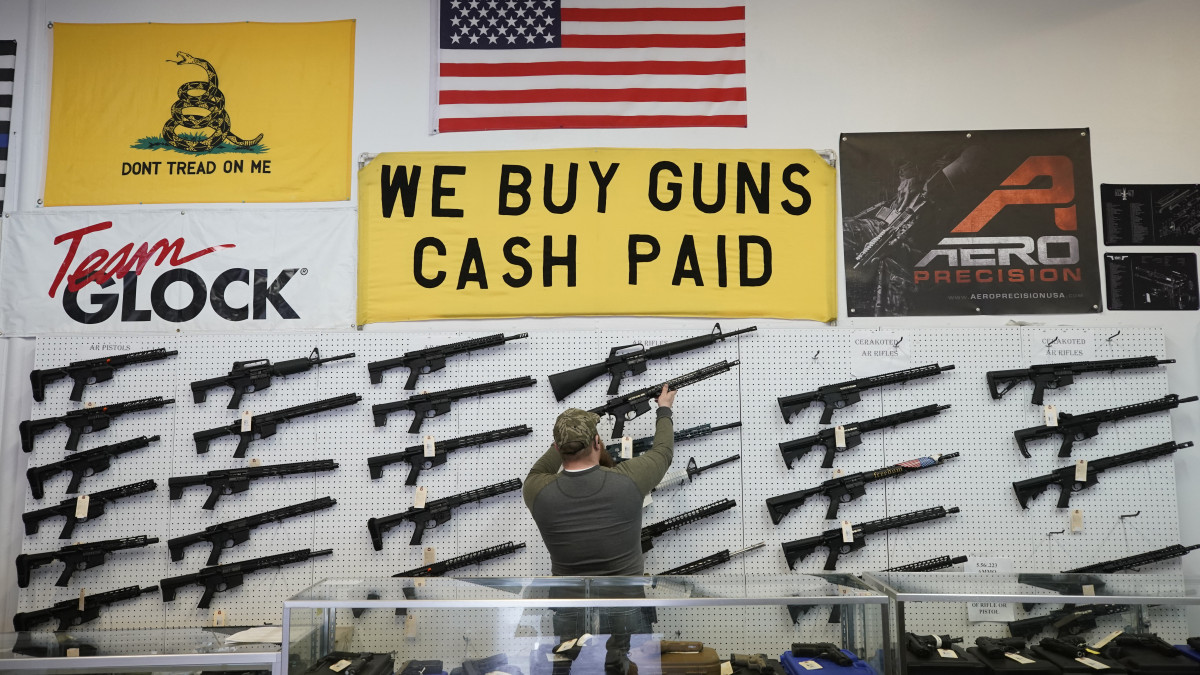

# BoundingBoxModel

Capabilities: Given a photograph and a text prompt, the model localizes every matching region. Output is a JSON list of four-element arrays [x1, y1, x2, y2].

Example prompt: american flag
[[436, 0, 746, 132], [897, 456, 938, 470], [0, 40, 14, 214]]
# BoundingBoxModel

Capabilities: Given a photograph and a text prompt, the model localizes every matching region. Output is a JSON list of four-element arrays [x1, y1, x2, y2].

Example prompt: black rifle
[[167, 496, 337, 564], [160, 547, 333, 608], [27, 434, 160, 499], [606, 421, 741, 464], [369, 333, 528, 389], [1036, 636, 1093, 659], [1108, 633, 1181, 658], [1007, 604, 1130, 639], [780, 364, 955, 425], [654, 454, 741, 492], [13, 584, 158, 631], [779, 404, 951, 469], [194, 393, 361, 457], [191, 348, 355, 409], [1014, 394, 1199, 458], [31, 348, 178, 402], [368, 478, 522, 549], [549, 323, 756, 400], [1018, 573, 1107, 598], [23, 479, 157, 538], [20, 396, 175, 453], [975, 636, 1027, 659], [768, 452, 958, 522], [16, 535, 159, 587], [1064, 543, 1200, 573], [372, 377, 536, 433], [591, 360, 741, 438], [169, 459, 339, 509], [1013, 440, 1192, 508], [368, 425, 532, 484], [905, 634, 963, 658], [790, 643, 852, 667], [393, 541, 526, 577], [301, 652, 395, 675], [988, 356, 1175, 405], [657, 543, 764, 575], [788, 556, 967, 624], [641, 499, 737, 552], [782, 505, 960, 570]]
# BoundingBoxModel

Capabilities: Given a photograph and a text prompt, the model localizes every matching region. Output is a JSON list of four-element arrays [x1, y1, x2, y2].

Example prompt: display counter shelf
[[0, 627, 282, 674]]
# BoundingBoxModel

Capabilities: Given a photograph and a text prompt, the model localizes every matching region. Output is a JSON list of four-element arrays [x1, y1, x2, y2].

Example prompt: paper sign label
[[78, 589, 86, 611], [84, 401, 95, 409], [965, 558, 1015, 622], [1044, 405, 1059, 426], [1032, 329, 1095, 364], [841, 520, 853, 543], [330, 659, 353, 672], [241, 410, 253, 432], [720, 662, 734, 675], [1005, 653, 1036, 664], [832, 468, 845, 478], [850, 329, 911, 377], [556, 639, 577, 652], [1091, 631, 1122, 649], [1071, 509, 1084, 533], [1076, 657, 1110, 670], [66, 648, 80, 657], [1083, 584, 1095, 596], [212, 609, 226, 626], [423, 547, 436, 564], [621, 436, 633, 459], [834, 426, 847, 448], [248, 458, 261, 467], [1075, 460, 1088, 482], [413, 487, 427, 509], [577, 634, 592, 646], [74, 495, 90, 519], [414, 578, 426, 587], [798, 661, 823, 671], [938, 649, 958, 659], [424, 435, 436, 458]]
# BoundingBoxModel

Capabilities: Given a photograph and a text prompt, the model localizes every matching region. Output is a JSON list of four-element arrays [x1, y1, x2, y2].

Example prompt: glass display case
[[0, 627, 282, 673], [284, 575, 890, 675], [864, 571, 1200, 674]]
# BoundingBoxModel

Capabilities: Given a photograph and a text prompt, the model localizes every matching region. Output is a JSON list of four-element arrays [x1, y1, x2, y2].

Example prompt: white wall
[[3, 0, 1200, 629]]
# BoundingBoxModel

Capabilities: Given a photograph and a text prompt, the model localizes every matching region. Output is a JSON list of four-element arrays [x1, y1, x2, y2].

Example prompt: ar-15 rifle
[[23, 479, 157, 538], [654, 455, 740, 492], [368, 478, 522, 549], [549, 324, 755, 400], [641, 499, 737, 552], [1018, 573, 1107, 598], [167, 496, 336, 565], [656, 543, 763, 575], [987, 356, 1175, 405], [20, 396, 175, 453], [373, 377, 536, 433], [975, 636, 1027, 659], [1035, 636, 1096, 659], [369, 333, 528, 389], [606, 421, 740, 464], [1107, 633, 1181, 658], [1064, 543, 1200, 573], [160, 547, 333, 608], [790, 643, 852, 667], [1007, 604, 1130, 639], [788, 555, 967, 624], [169, 459, 339, 509], [13, 584, 158, 631], [393, 541, 525, 577], [27, 435, 160, 499], [191, 348, 355, 409], [768, 452, 958, 522], [905, 633, 963, 658], [783, 506, 960, 570], [368, 425, 532, 484], [1014, 394, 1198, 458], [780, 364, 955, 424], [194, 393, 361, 457], [1014, 440, 1192, 508], [780, 404, 951, 469], [31, 348, 178, 402], [16, 535, 159, 587], [591, 360, 740, 439]]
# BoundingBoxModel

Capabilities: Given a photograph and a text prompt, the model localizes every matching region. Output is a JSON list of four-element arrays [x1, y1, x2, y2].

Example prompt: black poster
[[840, 129, 1102, 316], [1104, 252, 1198, 310], [1101, 183, 1200, 245]]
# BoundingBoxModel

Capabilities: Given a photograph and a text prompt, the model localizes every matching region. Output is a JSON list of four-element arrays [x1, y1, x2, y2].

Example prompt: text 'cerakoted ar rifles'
[[549, 323, 755, 401], [782, 505, 960, 570], [31, 348, 178, 402], [1013, 394, 1198, 457], [169, 459, 339, 510], [20, 396, 175, 453], [191, 348, 355, 409], [1063, 543, 1200, 574], [368, 425, 532, 485], [368, 478, 522, 549], [13, 584, 158, 631], [194, 393, 361, 457], [779, 363, 955, 425], [641, 499, 737, 552], [16, 535, 159, 587], [656, 543, 764, 575], [779, 404, 951, 469], [160, 547, 333, 608], [591, 360, 740, 438], [27, 435, 160, 499], [1013, 440, 1192, 508], [393, 541, 526, 577], [167, 496, 336, 565], [988, 356, 1175, 405], [768, 452, 959, 522], [23, 480, 157, 539], [369, 333, 528, 389], [1007, 604, 1130, 639], [606, 421, 740, 464], [372, 377, 536, 433]]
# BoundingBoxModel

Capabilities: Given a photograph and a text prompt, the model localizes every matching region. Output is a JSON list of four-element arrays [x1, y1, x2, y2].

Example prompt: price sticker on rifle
[[1044, 405, 1058, 427], [834, 425, 847, 448], [621, 436, 633, 459], [1071, 508, 1084, 533], [330, 658, 353, 672], [423, 547, 436, 564], [937, 649, 957, 659], [1005, 653, 1036, 665], [424, 434, 436, 458], [1075, 460, 1088, 482], [413, 487, 427, 509], [1076, 657, 1110, 670], [74, 494, 90, 519], [241, 410, 253, 432], [841, 520, 853, 543], [797, 661, 823, 670]]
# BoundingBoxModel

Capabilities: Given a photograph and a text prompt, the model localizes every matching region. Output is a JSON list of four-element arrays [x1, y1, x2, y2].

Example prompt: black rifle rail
[[23, 479, 158, 538], [167, 496, 337, 565], [655, 454, 741, 492], [13, 585, 158, 632], [987, 356, 1175, 405], [368, 478, 523, 549], [656, 543, 764, 575], [884, 555, 969, 572], [190, 349, 355, 409], [168, 459, 340, 510], [16, 535, 159, 588], [27, 435, 160, 499], [779, 363, 954, 424], [31, 348, 178, 402], [1013, 394, 1199, 457], [368, 333, 528, 389], [193, 393, 362, 457], [641, 499, 737, 552], [160, 548, 333, 608], [782, 506, 960, 570], [779, 404, 951, 469], [607, 421, 741, 463], [1006, 604, 1130, 640], [591, 360, 740, 438], [1013, 441, 1192, 508], [393, 542, 526, 577], [372, 377, 536, 434], [1064, 543, 1200, 573], [20, 396, 175, 453], [367, 425, 533, 484]]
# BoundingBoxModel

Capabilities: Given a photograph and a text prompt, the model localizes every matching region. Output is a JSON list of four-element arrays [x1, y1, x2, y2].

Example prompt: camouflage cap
[[553, 408, 601, 450]]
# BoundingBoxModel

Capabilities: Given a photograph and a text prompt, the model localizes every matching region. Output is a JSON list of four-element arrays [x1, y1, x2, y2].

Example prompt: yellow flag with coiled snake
[[44, 21, 354, 206]]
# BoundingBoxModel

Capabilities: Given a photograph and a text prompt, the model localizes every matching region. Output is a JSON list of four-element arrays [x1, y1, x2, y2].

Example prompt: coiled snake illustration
[[162, 51, 263, 153]]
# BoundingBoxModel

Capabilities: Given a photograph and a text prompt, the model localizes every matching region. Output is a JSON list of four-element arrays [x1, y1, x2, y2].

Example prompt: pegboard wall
[[16, 326, 1192, 655]]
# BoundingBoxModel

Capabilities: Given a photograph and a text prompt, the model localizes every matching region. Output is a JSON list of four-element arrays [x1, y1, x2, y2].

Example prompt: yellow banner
[[44, 21, 354, 206], [358, 148, 837, 322]]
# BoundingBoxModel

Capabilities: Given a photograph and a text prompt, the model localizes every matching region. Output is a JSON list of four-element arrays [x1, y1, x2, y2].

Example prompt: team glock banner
[[43, 21, 354, 206], [357, 148, 837, 323], [0, 209, 356, 334], [840, 129, 1101, 316]]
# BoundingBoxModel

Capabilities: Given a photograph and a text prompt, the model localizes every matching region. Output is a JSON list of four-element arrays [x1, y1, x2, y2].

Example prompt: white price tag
[[841, 520, 853, 543], [424, 435, 436, 458], [834, 426, 847, 448], [546, 653, 571, 663], [937, 649, 957, 659], [1091, 631, 1123, 649], [555, 639, 578, 653], [798, 661, 823, 671], [423, 547, 436, 564], [642, 494, 653, 508], [404, 615, 417, 638], [248, 458, 262, 467], [329, 659, 353, 672], [832, 468, 845, 478], [1005, 653, 1035, 665], [720, 662, 734, 675], [1076, 657, 1110, 670], [77, 589, 86, 611], [414, 578, 426, 587], [1044, 405, 1059, 427], [621, 436, 633, 459], [66, 648, 80, 658], [74, 495, 90, 519], [241, 410, 253, 432], [1083, 584, 1096, 596], [212, 609, 226, 626], [84, 401, 95, 409], [413, 487, 427, 509], [577, 634, 593, 646], [1075, 460, 1088, 482], [1071, 509, 1084, 533]]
